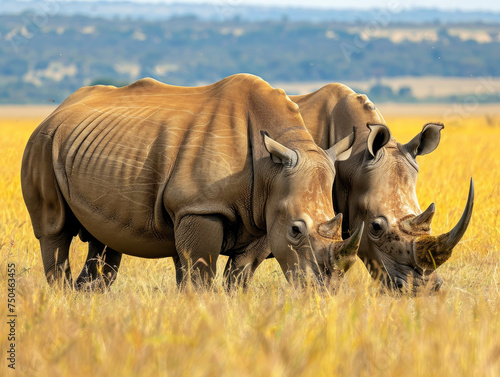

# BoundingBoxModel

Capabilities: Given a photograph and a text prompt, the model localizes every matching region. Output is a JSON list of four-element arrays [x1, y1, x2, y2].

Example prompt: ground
[[0, 106, 499, 376]]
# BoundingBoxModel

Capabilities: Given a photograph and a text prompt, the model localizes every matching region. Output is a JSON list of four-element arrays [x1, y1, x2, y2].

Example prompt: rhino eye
[[289, 221, 306, 239], [370, 217, 387, 238]]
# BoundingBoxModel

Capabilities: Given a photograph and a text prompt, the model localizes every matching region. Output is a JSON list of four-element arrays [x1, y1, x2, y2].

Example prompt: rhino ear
[[367, 124, 391, 158], [261, 131, 298, 168], [404, 123, 444, 157], [326, 129, 355, 162]]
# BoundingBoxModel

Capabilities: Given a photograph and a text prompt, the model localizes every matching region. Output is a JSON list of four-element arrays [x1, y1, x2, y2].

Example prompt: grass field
[[1, 109, 499, 376]]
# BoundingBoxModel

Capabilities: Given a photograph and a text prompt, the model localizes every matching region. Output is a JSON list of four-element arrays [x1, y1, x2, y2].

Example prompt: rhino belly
[[59, 165, 177, 258], [68, 200, 177, 258]]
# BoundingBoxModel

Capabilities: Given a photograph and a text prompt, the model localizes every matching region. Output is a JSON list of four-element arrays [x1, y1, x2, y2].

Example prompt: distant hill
[[1, 1, 500, 23], [1, 9, 500, 104]]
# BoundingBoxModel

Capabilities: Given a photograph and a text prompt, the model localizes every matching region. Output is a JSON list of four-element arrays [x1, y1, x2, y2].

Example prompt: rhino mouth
[[283, 251, 347, 289], [367, 254, 443, 292], [383, 269, 443, 293]]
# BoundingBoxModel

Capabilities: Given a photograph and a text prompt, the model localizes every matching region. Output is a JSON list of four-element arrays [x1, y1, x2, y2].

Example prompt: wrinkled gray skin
[[21, 74, 363, 290], [226, 83, 474, 292]]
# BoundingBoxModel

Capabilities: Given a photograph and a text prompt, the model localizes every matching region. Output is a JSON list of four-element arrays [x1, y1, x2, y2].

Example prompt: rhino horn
[[402, 203, 436, 233], [413, 179, 474, 270], [329, 222, 364, 272], [318, 213, 343, 239]]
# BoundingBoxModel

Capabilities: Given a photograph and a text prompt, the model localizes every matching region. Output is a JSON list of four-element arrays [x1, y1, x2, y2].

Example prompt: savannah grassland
[[1, 107, 500, 377]]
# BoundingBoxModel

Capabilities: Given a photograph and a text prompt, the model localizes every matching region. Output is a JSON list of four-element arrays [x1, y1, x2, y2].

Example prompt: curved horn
[[329, 222, 364, 273], [411, 203, 436, 227], [318, 213, 343, 239], [413, 179, 474, 270], [340, 221, 364, 258], [402, 203, 436, 233]]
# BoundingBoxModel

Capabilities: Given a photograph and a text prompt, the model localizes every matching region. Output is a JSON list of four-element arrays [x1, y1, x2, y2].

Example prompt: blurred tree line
[[1, 13, 499, 103]]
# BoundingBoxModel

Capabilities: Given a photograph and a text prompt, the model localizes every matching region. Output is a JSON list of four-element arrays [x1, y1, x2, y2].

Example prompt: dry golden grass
[[1, 111, 499, 376]]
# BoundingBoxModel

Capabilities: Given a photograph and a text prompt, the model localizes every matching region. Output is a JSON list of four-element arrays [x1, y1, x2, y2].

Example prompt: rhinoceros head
[[261, 132, 364, 287], [339, 122, 474, 291]]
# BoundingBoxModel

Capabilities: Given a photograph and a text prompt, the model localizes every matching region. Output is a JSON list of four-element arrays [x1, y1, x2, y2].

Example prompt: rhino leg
[[75, 237, 122, 291], [40, 232, 73, 287], [174, 215, 222, 288], [21, 135, 76, 287], [223, 237, 269, 290], [172, 255, 185, 287]]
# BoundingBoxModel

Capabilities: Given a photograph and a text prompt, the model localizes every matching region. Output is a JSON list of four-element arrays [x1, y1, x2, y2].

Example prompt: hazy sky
[[123, 0, 500, 11]]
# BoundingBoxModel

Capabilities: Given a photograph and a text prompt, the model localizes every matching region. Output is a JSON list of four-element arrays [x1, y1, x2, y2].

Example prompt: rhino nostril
[[390, 277, 405, 290], [432, 275, 444, 291]]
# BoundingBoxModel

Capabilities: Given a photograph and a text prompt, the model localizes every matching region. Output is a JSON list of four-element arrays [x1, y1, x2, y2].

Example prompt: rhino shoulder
[[290, 83, 355, 112], [244, 75, 300, 113], [320, 84, 378, 114], [218, 73, 271, 96], [318, 83, 356, 98], [122, 77, 165, 91], [212, 74, 300, 115]]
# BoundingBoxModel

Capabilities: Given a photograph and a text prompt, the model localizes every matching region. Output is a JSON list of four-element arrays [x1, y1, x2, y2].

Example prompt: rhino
[[225, 83, 473, 291], [21, 74, 364, 289]]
